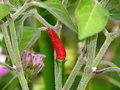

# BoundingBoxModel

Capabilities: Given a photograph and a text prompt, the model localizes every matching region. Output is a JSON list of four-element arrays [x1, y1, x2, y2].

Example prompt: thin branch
[[0, 62, 16, 71], [33, 9, 55, 29], [77, 35, 98, 90], [100, 60, 118, 67], [103, 28, 109, 37], [110, 30, 120, 39], [87, 35, 98, 66], [62, 0, 68, 8], [94, 67, 120, 74], [92, 37, 114, 67], [77, 28, 120, 90], [100, 60, 120, 77], [63, 52, 86, 90]]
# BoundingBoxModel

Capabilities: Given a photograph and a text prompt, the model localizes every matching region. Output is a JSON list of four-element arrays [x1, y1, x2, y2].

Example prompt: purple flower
[[0, 54, 8, 76], [21, 50, 45, 74], [0, 66, 8, 76]]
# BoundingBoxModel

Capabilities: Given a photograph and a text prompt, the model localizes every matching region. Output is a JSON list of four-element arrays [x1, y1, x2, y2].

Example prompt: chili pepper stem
[[56, 60, 63, 90]]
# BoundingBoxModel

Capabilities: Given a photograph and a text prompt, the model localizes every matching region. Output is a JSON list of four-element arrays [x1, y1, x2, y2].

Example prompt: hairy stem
[[57, 62, 63, 90], [87, 35, 98, 66], [92, 37, 113, 67], [8, 19, 29, 90], [94, 67, 120, 74], [63, 53, 84, 90], [33, 9, 55, 29], [77, 35, 114, 90], [0, 62, 16, 71], [1, 23, 29, 90]]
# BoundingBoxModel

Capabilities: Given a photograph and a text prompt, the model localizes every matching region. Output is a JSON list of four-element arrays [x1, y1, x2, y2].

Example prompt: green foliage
[[15, 17, 26, 43], [0, 0, 120, 90], [0, 4, 10, 20], [75, 0, 109, 40], [87, 78, 111, 90], [19, 27, 41, 52], [41, 1, 77, 31], [9, 0, 20, 5], [109, 9, 120, 20], [9, 0, 25, 5], [106, 0, 119, 10]]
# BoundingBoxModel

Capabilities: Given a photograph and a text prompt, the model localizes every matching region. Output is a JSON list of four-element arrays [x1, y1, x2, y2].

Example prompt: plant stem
[[8, 19, 29, 90], [87, 35, 98, 66], [92, 37, 113, 67], [33, 10, 55, 29], [76, 35, 98, 90], [77, 36, 114, 90], [12, 2, 31, 21], [54, 59, 59, 90], [94, 67, 120, 74], [62, 0, 68, 8], [100, 60, 120, 77], [77, 71, 93, 90], [0, 24, 16, 65], [57, 62, 63, 90], [100, 60, 118, 67], [63, 53, 84, 90], [0, 62, 16, 71], [1, 23, 29, 90], [55, 0, 68, 88]]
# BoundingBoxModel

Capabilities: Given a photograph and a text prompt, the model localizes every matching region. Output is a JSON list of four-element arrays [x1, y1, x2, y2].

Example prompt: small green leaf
[[110, 9, 120, 20], [75, 0, 109, 40], [0, 4, 10, 20], [40, 1, 77, 31], [19, 27, 41, 52]]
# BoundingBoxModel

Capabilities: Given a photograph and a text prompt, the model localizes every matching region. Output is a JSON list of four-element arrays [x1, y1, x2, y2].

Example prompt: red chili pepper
[[47, 28, 66, 61]]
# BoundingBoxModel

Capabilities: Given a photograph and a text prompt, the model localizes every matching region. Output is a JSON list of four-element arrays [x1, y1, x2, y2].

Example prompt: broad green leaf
[[109, 9, 120, 20], [39, 1, 77, 31], [19, 27, 41, 52], [0, 4, 10, 20], [75, 0, 109, 40]]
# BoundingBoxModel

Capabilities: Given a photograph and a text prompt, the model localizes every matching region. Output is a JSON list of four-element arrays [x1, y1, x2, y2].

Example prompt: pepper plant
[[0, 0, 120, 90]]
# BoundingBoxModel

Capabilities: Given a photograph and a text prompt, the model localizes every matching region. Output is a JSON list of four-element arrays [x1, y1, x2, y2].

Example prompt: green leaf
[[9, 0, 25, 5], [15, 14, 32, 43], [9, 0, 20, 5], [0, 4, 10, 20], [109, 9, 120, 20], [40, 1, 77, 31], [75, 0, 109, 40], [19, 27, 41, 52], [106, 0, 119, 10], [15, 17, 25, 43]]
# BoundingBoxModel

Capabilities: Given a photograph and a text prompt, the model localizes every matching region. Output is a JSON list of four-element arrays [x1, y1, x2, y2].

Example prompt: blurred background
[[0, 0, 120, 90]]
